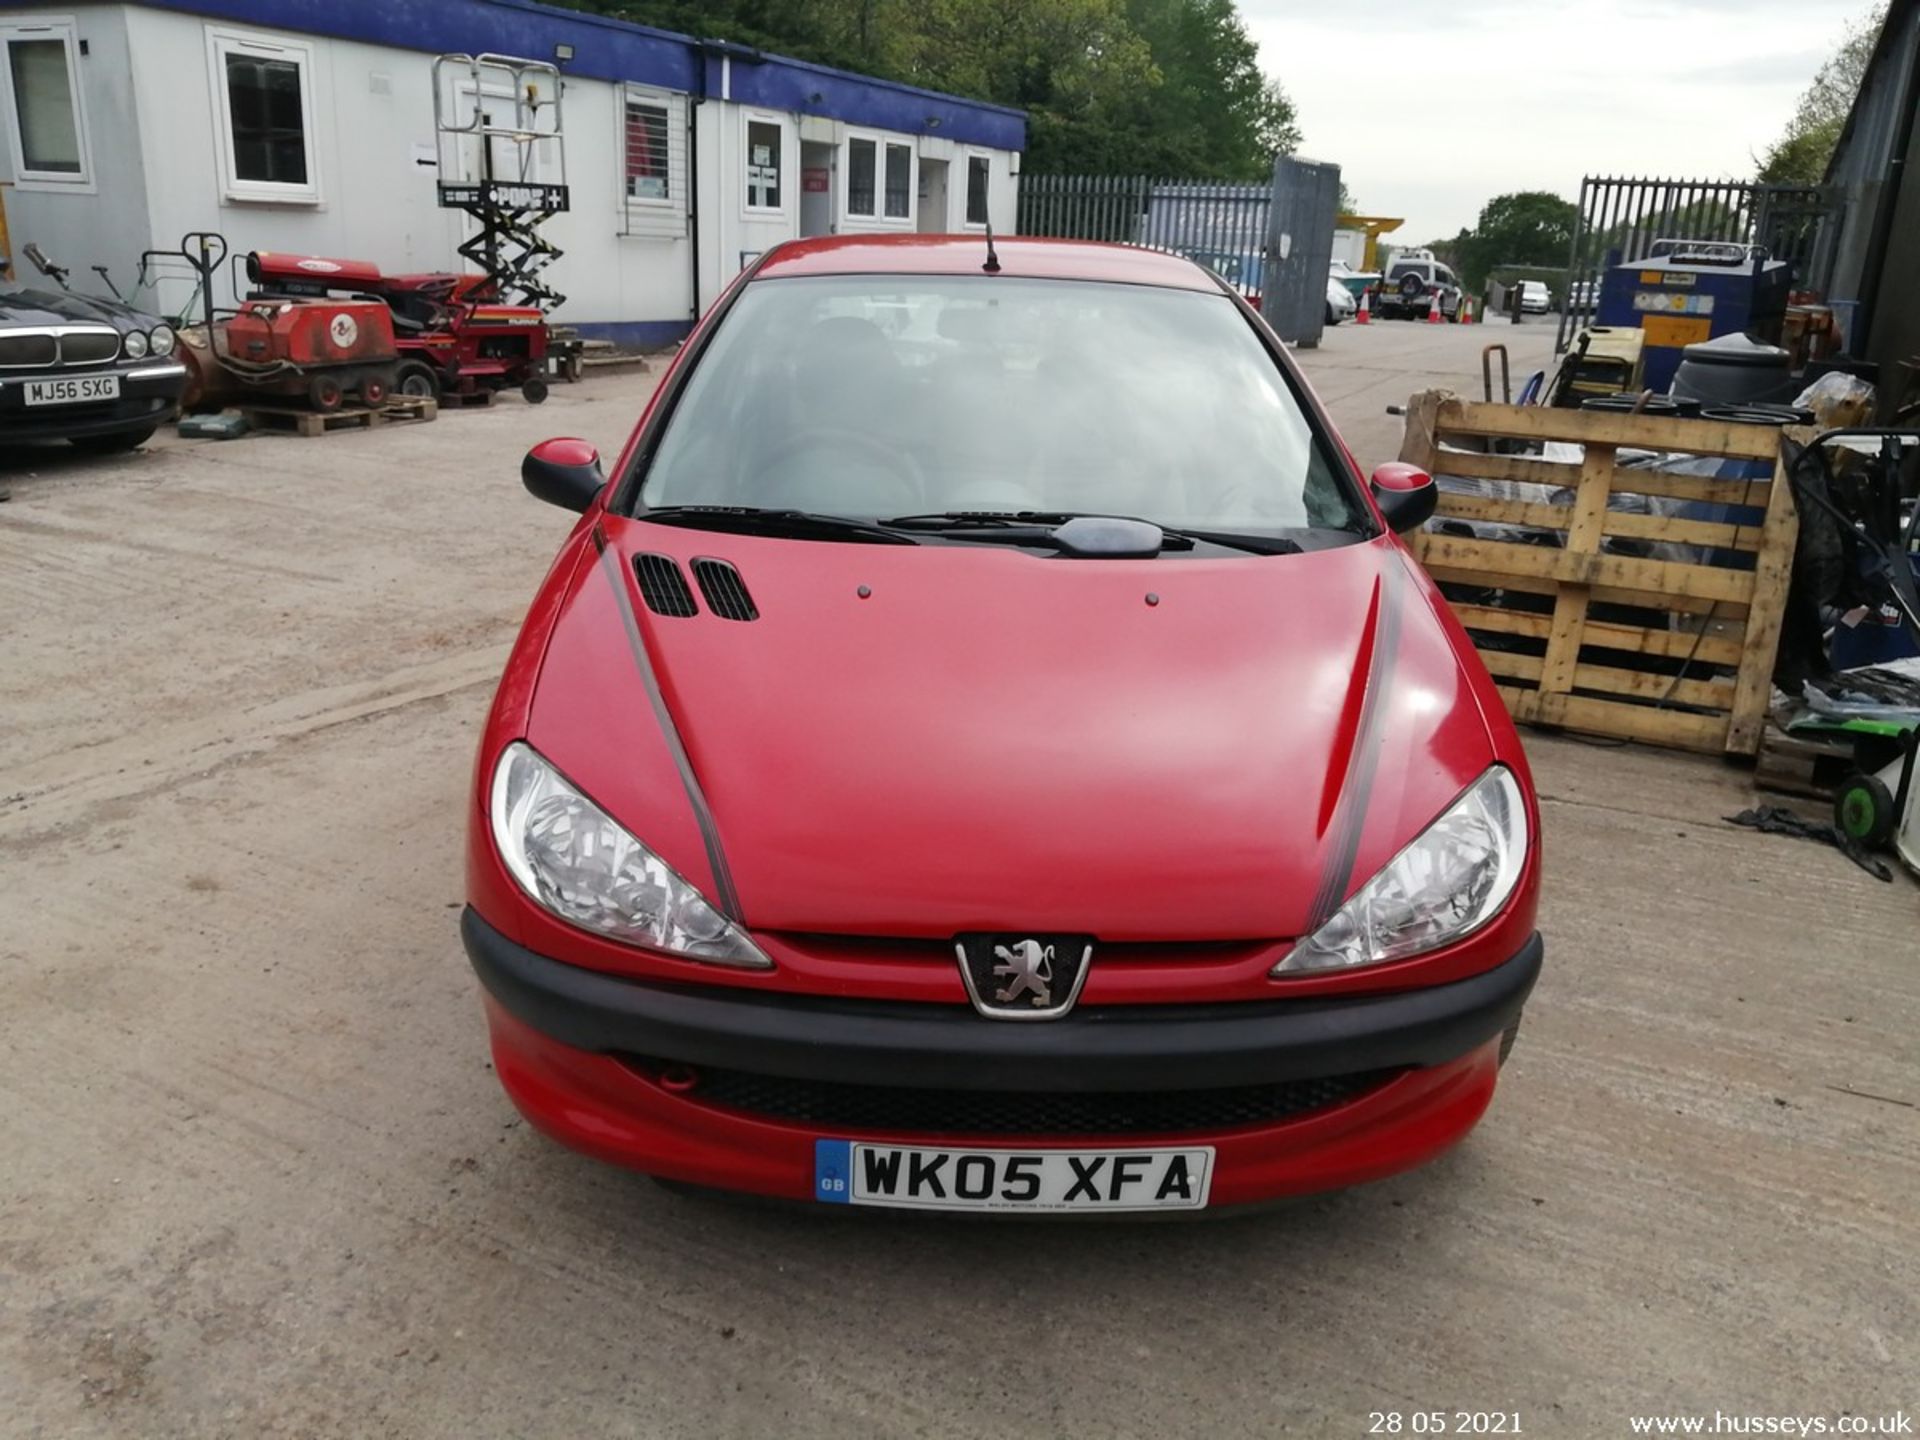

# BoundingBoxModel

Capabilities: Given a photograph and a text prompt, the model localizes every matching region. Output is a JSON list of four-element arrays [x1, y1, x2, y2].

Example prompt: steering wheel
[[752, 427, 924, 513]]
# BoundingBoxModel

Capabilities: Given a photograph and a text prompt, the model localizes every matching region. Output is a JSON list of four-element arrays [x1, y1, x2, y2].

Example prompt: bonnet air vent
[[691, 558, 760, 622], [633, 553, 698, 617]]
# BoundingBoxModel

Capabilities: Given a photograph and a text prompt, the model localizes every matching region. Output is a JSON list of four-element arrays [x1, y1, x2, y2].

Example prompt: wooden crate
[[1400, 393, 1801, 756]]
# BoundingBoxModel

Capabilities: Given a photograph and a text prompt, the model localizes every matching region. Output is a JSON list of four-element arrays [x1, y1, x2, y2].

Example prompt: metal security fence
[[1017, 165, 1340, 344], [1017, 175, 1272, 293], [1556, 175, 1844, 352], [1017, 173, 1149, 243]]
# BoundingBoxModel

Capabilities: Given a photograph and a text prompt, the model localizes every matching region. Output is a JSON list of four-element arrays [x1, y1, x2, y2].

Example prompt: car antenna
[[983, 224, 1001, 274]]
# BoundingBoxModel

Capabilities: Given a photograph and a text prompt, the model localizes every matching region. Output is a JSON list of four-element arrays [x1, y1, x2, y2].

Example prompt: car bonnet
[[524, 521, 1497, 942]]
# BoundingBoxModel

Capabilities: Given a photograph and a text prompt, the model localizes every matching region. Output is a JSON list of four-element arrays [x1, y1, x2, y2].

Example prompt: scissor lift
[[433, 53, 571, 311]]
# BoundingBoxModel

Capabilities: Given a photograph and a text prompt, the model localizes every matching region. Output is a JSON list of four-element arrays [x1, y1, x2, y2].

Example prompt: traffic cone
[[1355, 288, 1370, 325], [1426, 292, 1442, 324], [1460, 297, 1474, 325]]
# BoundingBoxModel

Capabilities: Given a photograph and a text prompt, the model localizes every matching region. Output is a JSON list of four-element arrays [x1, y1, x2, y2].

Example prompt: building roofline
[[742, 47, 1026, 121], [56, 0, 1026, 148]]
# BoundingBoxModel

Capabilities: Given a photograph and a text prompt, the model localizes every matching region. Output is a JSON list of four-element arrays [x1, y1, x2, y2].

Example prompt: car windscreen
[[635, 274, 1367, 537]]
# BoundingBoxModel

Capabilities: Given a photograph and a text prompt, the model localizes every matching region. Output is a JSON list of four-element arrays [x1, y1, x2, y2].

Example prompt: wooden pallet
[[438, 387, 498, 409], [1753, 722, 1855, 799], [580, 353, 652, 378], [1401, 393, 1801, 756], [240, 395, 438, 437]]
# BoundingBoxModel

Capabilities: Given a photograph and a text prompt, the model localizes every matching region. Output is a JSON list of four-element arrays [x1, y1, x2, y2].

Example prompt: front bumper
[[0, 362, 187, 442], [464, 908, 1541, 1206]]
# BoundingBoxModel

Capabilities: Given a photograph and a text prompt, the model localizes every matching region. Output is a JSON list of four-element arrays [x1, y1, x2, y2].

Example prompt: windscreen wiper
[[884, 511, 1301, 556], [880, 511, 1162, 550], [641, 506, 918, 545]]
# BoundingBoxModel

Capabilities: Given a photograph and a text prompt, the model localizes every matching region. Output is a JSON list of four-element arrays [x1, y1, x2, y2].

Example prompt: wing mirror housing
[[523, 437, 604, 513], [1370, 462, 1437, 534]]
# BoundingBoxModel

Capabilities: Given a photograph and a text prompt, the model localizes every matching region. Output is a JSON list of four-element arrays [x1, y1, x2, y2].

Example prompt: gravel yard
[[3, 323, 1914, 1438]]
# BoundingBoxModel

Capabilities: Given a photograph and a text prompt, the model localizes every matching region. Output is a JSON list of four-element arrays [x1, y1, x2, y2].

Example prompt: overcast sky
[[1241, 0, 1874, 244]]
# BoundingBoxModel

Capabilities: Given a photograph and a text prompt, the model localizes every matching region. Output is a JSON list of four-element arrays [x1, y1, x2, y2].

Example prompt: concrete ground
[[1305, 310, 1560, 471], [2, 321, 1914, 1439]]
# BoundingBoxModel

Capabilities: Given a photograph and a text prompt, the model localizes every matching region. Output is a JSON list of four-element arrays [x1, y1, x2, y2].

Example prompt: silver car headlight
[[1275, 766, 1528, 975], [149, 323, 176, 355], [489, 742, 770, 969], [122, 329, 149, 359]]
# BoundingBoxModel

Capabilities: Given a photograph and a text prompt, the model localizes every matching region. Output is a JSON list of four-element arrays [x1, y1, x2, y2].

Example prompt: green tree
[[1758, 5, 1885, 184], [1453, 191, 1578, 289], [1074, 0, 1295, 175], [903, 0, 1160, 174], [550, 0, 1298, 177]]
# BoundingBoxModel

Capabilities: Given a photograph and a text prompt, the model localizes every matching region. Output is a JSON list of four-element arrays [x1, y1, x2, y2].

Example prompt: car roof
[[752, 235, 1224, 293]]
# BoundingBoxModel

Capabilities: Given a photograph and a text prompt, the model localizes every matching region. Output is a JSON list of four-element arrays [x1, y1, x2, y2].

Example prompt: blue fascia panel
[[77, 0, 1024, 149], [727, 56, 1025, 151], [569, 319, 690, 348]]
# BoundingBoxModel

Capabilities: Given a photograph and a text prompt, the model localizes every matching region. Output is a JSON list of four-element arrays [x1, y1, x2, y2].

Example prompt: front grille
[[0, 333, 59, 368], [0, 327, 123, 369], [60, 330, 122, 365], [630, 1059, 1398, 1136]]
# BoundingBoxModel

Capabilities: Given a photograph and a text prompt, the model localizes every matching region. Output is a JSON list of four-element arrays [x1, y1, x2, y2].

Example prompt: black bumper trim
[[462, 908, 1541, 1094]]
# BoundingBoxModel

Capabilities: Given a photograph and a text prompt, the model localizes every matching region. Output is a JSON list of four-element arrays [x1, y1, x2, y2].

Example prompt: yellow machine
[[1555, 325, 1646, 406], [1336, 214, 1404, 273]]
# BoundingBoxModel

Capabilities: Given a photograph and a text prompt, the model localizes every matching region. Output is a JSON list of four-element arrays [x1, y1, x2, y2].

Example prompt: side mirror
[[1369, 462, 1437, 534], [522, 437, 604, 513]]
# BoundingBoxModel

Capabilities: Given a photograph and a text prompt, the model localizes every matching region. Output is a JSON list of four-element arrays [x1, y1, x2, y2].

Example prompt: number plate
[[23, 375, 121, 407], [814, 1140, 1213, 1212]]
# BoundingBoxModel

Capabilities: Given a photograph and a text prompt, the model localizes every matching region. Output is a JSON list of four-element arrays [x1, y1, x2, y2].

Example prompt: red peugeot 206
[[463, 236, 1541, 1214]]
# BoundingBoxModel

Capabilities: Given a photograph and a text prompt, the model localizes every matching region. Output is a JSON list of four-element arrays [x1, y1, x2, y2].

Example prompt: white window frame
[[0, 15, 93, 191], [844, 129, 913, 228], [962, 151, 993, 230], [623, 92, 672, 205], [881, 138, 914, 223], [741, 111, 786, 218], [206, 26, 321, 205], [843, 132, 879, 220]]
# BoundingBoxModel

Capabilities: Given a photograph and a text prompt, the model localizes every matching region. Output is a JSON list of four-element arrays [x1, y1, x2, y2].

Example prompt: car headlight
[[122, 329, 149, 359], [149, 324, 176, 356], [489, 741, 770, 969], [1274, 766, 1527, 975]]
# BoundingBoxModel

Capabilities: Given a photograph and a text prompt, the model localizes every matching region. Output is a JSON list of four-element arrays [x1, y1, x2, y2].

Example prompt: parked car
[[0, 254, 187, 452], [1517, 280, 1551, 315], [1377, 252, 1463, 320], [1328, 257, 1380, 303], [1567, 277, 1599, 310], [466, 234, 1543, 1214], [1326, 274, 1358, 325]]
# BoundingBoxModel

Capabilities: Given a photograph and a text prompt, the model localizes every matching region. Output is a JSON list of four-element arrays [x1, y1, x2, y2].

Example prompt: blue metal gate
[[1016, 164, 1341, 345]]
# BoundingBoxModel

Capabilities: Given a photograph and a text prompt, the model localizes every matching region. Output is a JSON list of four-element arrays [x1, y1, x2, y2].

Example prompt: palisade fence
[[1018, 175, 1274, 294], [1556, 175, 1844, 353]]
